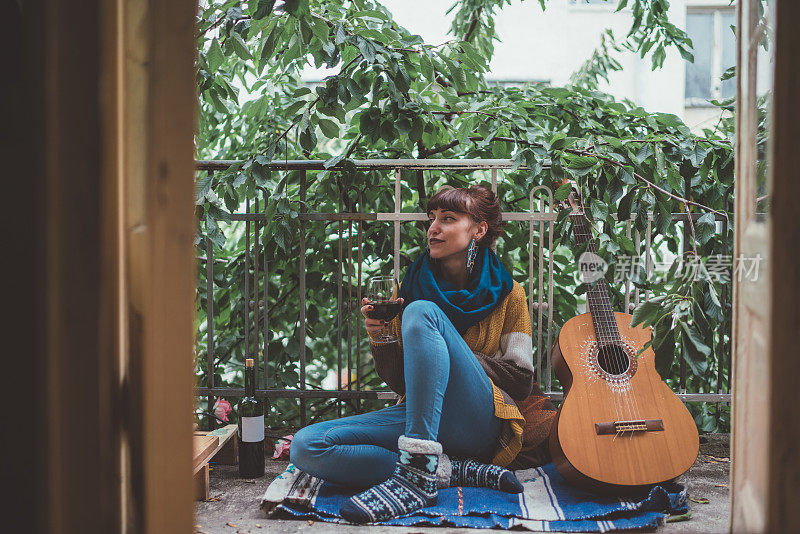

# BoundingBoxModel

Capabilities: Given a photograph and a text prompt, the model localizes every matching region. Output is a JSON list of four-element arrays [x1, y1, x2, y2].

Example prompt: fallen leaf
[[204, 497, 220, 502], [715, 483, 728, 488], [666, 512, 693, 523], [705, 455, 730, 462], [255, 525, 262, 528], [225, 523, 237, 528], [307, 519, 314, 525], [690, 497, 710, 504], [243, 479, 257, 484]]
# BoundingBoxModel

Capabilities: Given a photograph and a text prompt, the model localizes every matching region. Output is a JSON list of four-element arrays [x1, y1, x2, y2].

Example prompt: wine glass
[[365, 275, 402, 343]]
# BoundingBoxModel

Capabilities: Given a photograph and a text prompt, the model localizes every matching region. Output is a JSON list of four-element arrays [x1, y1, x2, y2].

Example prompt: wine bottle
[[238, 358, 265, 478]]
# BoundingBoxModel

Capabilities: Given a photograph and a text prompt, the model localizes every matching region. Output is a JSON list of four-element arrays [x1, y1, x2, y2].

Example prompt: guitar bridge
[[595, 419, 664, 435]]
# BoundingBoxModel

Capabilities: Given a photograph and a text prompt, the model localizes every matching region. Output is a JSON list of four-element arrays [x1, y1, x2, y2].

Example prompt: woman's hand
[[361, 297, 403, 338]]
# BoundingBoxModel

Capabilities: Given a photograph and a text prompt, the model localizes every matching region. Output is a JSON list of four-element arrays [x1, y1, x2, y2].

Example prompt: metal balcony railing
[[194, 159, 731, 426]]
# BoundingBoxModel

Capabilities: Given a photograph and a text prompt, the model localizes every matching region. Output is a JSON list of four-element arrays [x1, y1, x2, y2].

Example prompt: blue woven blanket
[[260, 463, 688, 531]]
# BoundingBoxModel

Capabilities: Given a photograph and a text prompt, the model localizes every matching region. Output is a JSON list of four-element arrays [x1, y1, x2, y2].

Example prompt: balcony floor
[[195, 433, 730, 534]]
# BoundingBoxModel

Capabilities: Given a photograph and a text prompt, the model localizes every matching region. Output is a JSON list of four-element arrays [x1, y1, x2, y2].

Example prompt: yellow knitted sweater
[[370, 281, 534, 467]]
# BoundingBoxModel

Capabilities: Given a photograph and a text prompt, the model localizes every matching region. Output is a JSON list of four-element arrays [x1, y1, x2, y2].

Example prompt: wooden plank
[[193, 436, 220, 473], [193, 464, 210, 501], [205, 425, 238, 465], [193, 424, 238, 469], [766, 1, 800, 530], [124, 0, 198, 531]]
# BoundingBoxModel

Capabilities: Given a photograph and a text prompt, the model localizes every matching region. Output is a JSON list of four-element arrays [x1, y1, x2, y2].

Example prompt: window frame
[[685, 4, 737, 107]]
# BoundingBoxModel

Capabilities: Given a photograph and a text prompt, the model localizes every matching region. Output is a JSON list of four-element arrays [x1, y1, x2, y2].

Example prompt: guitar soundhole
[[596, 344, 630, 376]]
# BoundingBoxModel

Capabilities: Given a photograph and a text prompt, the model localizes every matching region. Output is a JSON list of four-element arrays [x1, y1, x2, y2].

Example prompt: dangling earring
[[466, 238, 478, 274]]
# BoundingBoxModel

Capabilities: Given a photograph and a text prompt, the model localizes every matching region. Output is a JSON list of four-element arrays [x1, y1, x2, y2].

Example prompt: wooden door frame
[[731, 0, 800, 531], [9, 0, 197, 532]]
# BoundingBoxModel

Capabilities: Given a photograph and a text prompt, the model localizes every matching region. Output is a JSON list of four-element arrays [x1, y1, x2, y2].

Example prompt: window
[[685, 8, 736, 105]]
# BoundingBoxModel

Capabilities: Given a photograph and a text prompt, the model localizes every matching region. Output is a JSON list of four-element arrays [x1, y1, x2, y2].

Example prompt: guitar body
[[549, 311, 699, 494]]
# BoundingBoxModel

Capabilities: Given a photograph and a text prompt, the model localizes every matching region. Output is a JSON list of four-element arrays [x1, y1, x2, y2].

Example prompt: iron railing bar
[[195, 387, 399, 400], [394, 169, 401, 281], [197, 158, 543, 171], [356, 193, 363, 413], [193, 387, 730, 403], [535, 200, 544, 388], [540, 392, 730, 403], [347, 218, 353, 393], [299, 171, 307, 427], [254, 197, 260, 389], [530, 207, 539, 387], [634, 228, 641, 309], [244, 198, 251, 363], [228, 211, 724, 223], [680, 176, 690, 395], [546, 194, 554, 392], [625, 220, 632, 312], [337, 198, 343, 418], [205, 235, 215, 416], [263, 192, 269, 390], [645, 213, 652, 302]]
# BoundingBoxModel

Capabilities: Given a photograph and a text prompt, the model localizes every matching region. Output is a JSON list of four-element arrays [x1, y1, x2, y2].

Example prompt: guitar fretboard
[[571, 213, 622, 344]]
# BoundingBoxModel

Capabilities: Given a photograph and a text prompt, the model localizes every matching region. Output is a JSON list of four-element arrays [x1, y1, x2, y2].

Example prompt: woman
[[291, 185, 537, 523]]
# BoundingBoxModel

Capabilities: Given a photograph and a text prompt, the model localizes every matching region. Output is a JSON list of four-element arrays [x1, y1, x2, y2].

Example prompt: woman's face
[[426, 208, 486, 260]]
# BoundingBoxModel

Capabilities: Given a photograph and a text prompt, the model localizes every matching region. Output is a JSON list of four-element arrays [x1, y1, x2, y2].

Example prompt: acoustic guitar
[[548, 193, 699, 494]]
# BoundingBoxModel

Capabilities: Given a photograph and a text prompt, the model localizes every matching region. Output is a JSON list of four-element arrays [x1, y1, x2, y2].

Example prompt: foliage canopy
[[194, 0, 735, 433]]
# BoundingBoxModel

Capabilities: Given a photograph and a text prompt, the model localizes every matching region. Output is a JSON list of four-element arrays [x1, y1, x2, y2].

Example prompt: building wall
[[363, 0, 739, 128]]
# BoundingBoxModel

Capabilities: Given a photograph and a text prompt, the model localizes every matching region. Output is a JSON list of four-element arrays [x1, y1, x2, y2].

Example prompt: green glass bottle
[[238, 358, 265, 478]]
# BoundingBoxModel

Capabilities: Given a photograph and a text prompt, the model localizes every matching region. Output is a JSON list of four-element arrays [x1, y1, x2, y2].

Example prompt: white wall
[[303, 0, 740, 125], [372, 0, 688, 116]]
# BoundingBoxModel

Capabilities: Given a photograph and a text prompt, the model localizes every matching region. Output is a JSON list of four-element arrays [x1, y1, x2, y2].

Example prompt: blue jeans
[[290, 300, 503, 488]]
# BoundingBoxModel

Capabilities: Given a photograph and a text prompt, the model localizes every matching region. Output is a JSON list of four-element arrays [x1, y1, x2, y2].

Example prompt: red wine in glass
[[366, 275, 400, 343], [365, 300, 403, 322]]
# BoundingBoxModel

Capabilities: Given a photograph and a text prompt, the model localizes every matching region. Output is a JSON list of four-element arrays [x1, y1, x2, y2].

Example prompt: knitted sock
[[450, 456, 524, 493], [339, 436, 440, 523]]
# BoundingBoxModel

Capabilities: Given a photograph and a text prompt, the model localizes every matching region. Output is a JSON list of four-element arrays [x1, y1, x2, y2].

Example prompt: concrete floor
[[195, 434, 730, 534]]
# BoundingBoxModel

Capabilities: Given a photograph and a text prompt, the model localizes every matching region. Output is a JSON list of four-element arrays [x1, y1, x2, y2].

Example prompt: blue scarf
[[398, 246, 514, 335]]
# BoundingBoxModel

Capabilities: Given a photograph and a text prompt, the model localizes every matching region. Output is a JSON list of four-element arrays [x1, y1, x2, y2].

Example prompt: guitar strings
[[572, 215, 630, 430], [574, 213, 644, 433]]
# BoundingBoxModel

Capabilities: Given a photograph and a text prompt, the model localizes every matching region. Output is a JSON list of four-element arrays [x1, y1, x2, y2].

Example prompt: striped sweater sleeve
[[473, 283, 535, 400]]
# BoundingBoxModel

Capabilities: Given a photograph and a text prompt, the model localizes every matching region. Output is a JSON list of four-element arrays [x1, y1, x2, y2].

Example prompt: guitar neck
[[570, 212, 622, 344]]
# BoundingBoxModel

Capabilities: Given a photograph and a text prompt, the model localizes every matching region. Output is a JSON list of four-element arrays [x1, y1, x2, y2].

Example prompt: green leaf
[[631, 299, 662, 327], [721, 65, 736, 81], [680, 321, 711, 376], [317, 118, 339, 138], [252, 0, 275, 19], [283, 0, 309, 17], [689, 144, 709, 168], [554, 183, 572, 201], [567, 155, 597, 169], [653, 326, 676, 378], [311, 17, 329, 41], [695, 212, 716, 245], [618, 189, 635, 221], [298, 127, 317, 151], [207, 39, 224, 72], [230, 32, 252, 61], [196, 174, 214, 203], [260, 24, 280, 65]]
